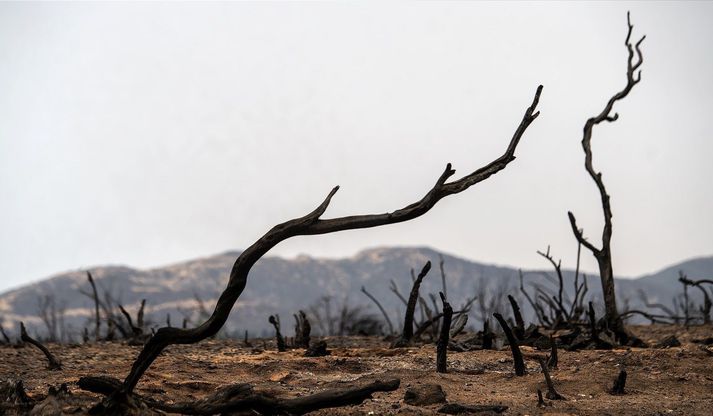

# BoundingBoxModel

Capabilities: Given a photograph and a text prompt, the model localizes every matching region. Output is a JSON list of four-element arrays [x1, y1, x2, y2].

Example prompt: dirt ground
[[2, 325, 713, 415]]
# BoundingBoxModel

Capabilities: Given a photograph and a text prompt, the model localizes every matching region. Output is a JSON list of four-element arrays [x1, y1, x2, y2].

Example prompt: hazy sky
[[1, 2, 711, 293]]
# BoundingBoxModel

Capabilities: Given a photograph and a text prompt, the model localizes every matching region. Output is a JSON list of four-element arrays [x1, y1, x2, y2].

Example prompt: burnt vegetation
[[3, 12, 712, 416]]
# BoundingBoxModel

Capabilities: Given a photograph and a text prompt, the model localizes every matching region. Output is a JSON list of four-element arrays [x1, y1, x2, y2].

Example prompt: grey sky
[[1, 2, 711, 293]]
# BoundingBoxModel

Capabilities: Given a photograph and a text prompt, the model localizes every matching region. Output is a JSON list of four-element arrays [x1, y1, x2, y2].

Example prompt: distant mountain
[[1, 247, 711, 341]]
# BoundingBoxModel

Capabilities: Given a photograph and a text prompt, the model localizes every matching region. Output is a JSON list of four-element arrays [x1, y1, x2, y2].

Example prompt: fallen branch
[[80, 376, 399, 415]]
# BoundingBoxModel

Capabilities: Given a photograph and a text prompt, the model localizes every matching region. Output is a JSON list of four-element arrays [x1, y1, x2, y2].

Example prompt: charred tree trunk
[[507, 295, 525, 340], [568, 13, 645, 344], [393, 261, 432, 347], [436, 292, 453, 373], [493, 313, 526, 376], [268, 315, 286, 352], [94, 85, 542, 402]]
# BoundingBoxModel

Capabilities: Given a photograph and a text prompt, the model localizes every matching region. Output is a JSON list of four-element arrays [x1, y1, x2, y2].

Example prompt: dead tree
[[567, 12, 645, 343], [93, 85, 542, 403], [20, 322, 62, 370], [393, 261, 432, 347], [436, 292, 453, 373], [293, 310, 311, 348], [439, 255, 448, 301], [36, 294, 66, 343], [507, 295, 525, 340], [268, 315, 286, 352], [536, 246, 570, 322], [679, 272, 712, 325], [360, 286, 395, 335], [87, 271, 101, 342], [493, 312, 526, 376]]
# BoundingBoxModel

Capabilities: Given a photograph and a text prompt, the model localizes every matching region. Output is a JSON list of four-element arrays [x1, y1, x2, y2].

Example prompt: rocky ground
[[2, 325, 713, 415]]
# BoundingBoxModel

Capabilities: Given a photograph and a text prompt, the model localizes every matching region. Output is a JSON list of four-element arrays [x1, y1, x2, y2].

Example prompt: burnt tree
[[567, 13, 645, 342], [436, 292, 453, 373], [393, 261, 432, 347], [93, 85, 542, 406]]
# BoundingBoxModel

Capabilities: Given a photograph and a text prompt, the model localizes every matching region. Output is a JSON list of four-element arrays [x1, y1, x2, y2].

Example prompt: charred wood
[[20, 322, 61, 370], [493, 313, 526, 376]]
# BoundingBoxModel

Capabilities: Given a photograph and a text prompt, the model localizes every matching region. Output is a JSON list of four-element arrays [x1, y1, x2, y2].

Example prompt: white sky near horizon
[[0, 2, 711, 293]]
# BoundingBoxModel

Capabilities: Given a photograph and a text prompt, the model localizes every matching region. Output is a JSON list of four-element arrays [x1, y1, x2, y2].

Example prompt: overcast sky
[[1, 2, 711, 293]]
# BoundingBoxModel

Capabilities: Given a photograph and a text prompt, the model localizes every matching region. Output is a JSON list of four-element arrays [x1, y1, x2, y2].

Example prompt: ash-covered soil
[[2, 325, 712, 415]]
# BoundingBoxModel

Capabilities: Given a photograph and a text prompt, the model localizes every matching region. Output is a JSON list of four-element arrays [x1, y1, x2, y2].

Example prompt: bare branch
[[112, 85, 544, 395]]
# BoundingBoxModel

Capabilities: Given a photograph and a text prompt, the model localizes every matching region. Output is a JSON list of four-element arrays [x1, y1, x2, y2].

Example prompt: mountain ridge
[[1, 246, 711, 340]]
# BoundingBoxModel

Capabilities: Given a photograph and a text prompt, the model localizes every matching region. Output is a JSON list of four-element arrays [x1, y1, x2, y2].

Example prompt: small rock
[[404, 384, 447, 406]]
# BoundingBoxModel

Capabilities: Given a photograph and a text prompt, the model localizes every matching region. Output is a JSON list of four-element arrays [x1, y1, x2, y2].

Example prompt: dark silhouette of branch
[[439, 255, 448, 301], [537, 246, 571, 322], [97, 85, 544, 400], [389, 279, 408, 306], [507, 295, 525, 339], [20, 322, 61, 370], [567, 12, 645, 342], [87, 271, 101, 342], [679, 272, 713, 325], [361, 286, 395, 335]]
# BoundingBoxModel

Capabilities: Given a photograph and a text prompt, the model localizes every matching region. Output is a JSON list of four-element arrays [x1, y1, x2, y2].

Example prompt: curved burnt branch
[[109, 85, 543, 395], [493, 313, 526, 376], [20, 322, 61, 370], [361, 286, 395, 335], [568, 12, 645, 339]]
